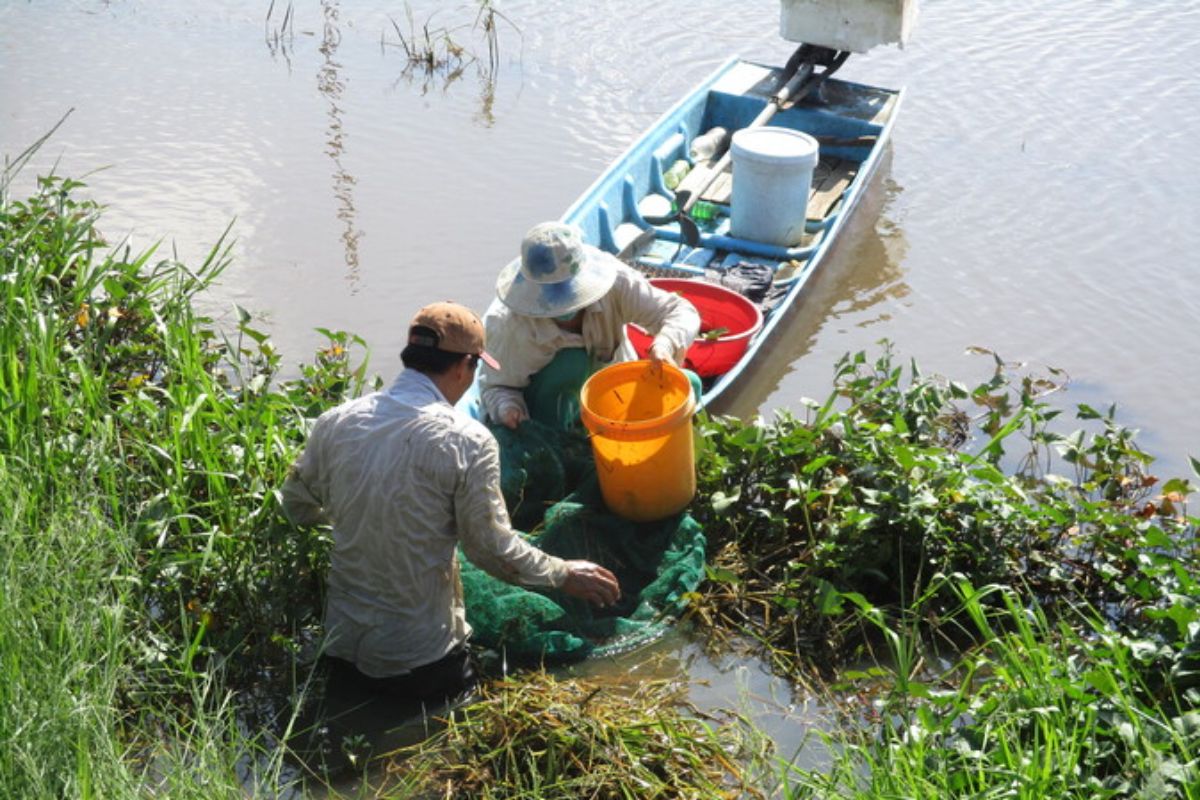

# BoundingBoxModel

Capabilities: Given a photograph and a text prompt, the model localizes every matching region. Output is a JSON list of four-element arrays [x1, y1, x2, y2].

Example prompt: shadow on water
[[710, 147, 909, 421]]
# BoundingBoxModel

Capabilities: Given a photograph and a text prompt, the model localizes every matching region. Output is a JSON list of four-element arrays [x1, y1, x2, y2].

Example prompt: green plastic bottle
[[690, 201, 718, 222]]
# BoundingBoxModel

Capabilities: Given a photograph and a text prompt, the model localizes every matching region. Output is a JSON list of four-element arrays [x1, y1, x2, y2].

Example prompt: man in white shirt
[[281, 301, 620, 703], [480, 222, 701, 429]]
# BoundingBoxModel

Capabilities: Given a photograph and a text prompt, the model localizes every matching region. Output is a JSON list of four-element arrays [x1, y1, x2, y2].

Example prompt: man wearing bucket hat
[[281, 301, 621, 704], [480, 222, 701, 429]]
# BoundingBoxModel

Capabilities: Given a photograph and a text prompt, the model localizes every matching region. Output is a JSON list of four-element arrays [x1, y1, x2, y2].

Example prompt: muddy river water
[[4, 0, 1200, 774]]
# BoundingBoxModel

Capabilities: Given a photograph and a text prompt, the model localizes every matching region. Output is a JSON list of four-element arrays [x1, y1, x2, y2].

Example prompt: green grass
[[783, 578, 1200, 798], [4, 165, 1200, 798], [0, 472, 134, 799], [0, 167, 348, 796]]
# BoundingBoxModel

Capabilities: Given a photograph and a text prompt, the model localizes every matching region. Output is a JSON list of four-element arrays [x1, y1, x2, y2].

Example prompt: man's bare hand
[[560, 560, 621, 608], [648, 340, 673, 365]]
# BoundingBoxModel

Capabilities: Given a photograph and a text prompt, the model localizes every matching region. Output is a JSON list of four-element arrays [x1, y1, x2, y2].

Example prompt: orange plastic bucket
[[579, 360, 697, 522]]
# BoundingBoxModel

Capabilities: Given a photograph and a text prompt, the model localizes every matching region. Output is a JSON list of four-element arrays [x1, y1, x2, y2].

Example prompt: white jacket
[[479, 262, 700, 423]]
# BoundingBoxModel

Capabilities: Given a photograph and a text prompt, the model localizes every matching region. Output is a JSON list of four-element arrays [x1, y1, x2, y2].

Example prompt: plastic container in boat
[[689, 126, 729, 161], [580, 361, 696, 522], [627, 278, 763, 378], [779, 0, 918, 54], [730, 127, 819, 247]]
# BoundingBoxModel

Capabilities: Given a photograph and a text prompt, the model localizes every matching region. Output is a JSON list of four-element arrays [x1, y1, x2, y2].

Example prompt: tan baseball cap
[[408, 301, 500, 370]]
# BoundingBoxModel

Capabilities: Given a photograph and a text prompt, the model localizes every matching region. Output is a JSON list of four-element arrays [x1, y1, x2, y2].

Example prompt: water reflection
[[573, 630, 841, 767], [380, 4, 506, 127], [287, 668, 456, 789], [715, 149, 909, 420], [264, 0, 295, 67], [317, 0, 362, 285]]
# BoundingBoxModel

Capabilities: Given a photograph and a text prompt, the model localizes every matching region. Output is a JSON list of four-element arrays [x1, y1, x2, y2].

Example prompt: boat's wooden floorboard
[[808, 157, 858, 220], [677, 155, 858, 222]]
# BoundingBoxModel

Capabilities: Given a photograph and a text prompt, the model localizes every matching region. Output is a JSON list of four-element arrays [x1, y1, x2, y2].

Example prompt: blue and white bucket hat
[[495, 222, 618, 317]]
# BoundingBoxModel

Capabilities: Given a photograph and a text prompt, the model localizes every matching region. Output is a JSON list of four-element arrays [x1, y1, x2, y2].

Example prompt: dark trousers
[[322, 644, 478, 705]]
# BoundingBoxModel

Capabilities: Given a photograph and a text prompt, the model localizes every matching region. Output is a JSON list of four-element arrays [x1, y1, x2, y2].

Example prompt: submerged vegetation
[[376, 670, 769, 799], [382, 0, 517, 116], [3, 167, 1199, 797]]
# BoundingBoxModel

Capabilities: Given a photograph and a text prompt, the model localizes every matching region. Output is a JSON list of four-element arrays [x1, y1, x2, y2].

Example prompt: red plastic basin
[[627, 278, 763, 378]]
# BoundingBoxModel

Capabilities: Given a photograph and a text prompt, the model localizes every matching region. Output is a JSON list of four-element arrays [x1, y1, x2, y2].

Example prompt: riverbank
[[3, 171, 1198, 797]]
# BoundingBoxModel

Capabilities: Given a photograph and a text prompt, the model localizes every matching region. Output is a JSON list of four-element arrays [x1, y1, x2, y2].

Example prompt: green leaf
[[1143, 527, 1173, 549], [1083, 669, 1117, 695], [178, 393, 209, 434], [704, 566, 739, 584], [801, 455, 834, 475], [906, 681, 931, 699], [710, 487, 741, 513], [817, 579, 844, 615], [240, 325, 270, 345], [1163, 478, 1192, 496]]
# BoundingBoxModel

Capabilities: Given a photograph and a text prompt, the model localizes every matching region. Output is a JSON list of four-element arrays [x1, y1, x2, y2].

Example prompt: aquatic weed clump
[[691, 344, 1198, 678], [691, 345, 1200, 796], [376, 670, 768, 799]]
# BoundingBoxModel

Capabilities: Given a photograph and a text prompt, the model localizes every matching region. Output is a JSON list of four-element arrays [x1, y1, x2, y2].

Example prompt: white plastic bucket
[[730, 127, 819, 247]]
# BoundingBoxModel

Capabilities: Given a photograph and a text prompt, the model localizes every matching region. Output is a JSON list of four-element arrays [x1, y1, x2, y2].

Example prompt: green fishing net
[[460, 419, 706, 663]]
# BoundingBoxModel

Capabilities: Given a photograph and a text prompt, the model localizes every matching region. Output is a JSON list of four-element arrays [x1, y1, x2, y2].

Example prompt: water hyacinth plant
[[783, 577, 1200, 798], [4, 165, 1200, 797], [690, 344, 1198, 679], [689, 345, 1200, 797]]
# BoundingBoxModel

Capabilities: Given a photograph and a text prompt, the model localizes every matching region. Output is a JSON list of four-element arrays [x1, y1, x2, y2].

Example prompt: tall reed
[[0, 167, 365, 794]]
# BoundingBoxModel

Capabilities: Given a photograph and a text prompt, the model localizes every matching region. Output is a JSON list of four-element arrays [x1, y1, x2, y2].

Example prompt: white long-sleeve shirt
[[280, 369, 568, 678], [479, 262, 700, 424]]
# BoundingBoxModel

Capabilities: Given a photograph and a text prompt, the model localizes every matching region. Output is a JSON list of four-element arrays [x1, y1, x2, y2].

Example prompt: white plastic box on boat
[[779, 0, 918, 53]]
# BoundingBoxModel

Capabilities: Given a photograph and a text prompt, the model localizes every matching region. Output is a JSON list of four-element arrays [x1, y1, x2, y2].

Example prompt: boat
[[462, 44, 903, 417], [556, 43, 904, 411], [455, 40, 906, 664]]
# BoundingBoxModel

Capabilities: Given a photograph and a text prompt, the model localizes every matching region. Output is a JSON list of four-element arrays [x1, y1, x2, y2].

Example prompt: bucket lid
[[730, 127, 819, 167]]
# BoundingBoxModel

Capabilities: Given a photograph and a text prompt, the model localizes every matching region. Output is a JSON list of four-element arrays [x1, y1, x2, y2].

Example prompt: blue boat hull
[[467, 55, 903, 418]]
